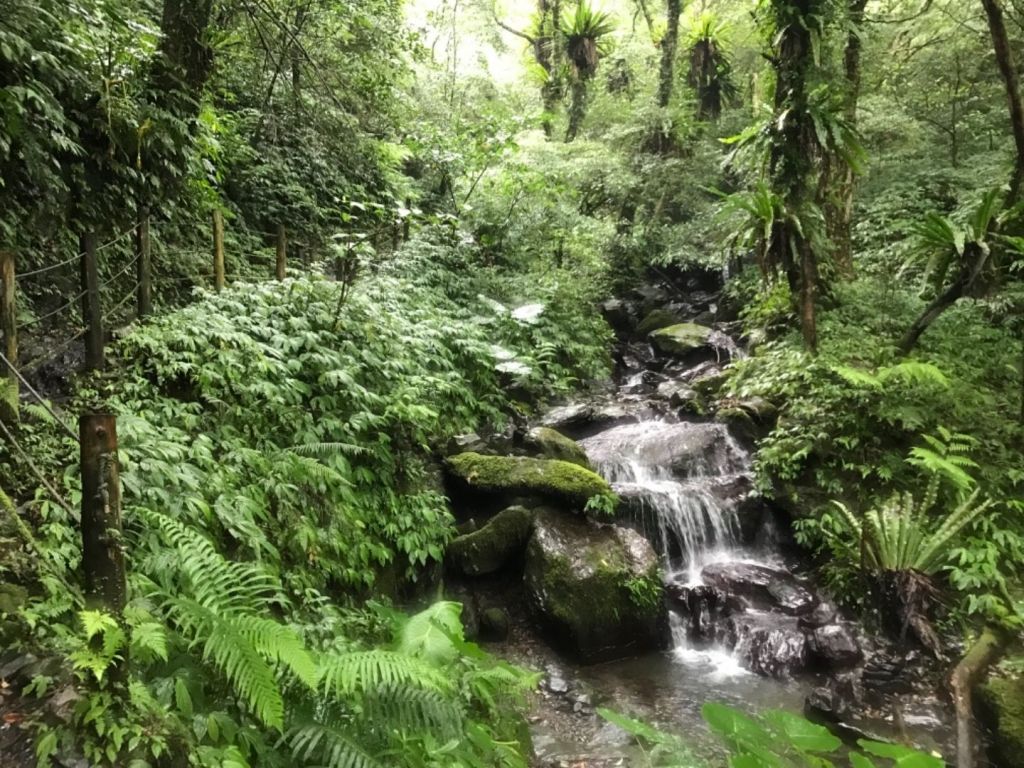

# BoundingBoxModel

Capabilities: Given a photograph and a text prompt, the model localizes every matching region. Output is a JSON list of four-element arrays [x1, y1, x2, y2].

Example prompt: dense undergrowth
[[0, 241, 611, 766]]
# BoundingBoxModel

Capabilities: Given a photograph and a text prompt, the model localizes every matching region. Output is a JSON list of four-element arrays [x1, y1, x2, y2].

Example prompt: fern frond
[[287, 723, 383, 768], [318, 650, 453, 700]]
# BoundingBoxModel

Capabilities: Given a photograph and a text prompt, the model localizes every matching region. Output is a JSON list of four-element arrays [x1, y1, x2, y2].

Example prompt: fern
[[141, 510, 315, 730], [317, 650, 452, 699], [831, 487, 993, 575]]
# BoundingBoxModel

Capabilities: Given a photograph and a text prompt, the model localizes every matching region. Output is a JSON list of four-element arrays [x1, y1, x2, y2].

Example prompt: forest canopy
[[1, 0, 1023, 766]]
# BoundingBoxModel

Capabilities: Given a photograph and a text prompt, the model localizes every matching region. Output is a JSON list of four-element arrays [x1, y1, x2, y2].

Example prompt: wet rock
[[540, 402, 595, 430], [446, 432, 487, 455], [666, 584, 736, 641], [636, 309, 683, 336], [734, 623, 810, 677], [446, 506, 534, 576], [655, 380, 699, 410], [544, 662, 571, 695], [766, 579, 818, 616], [525, 509, 665, 663], [808, 624, 861, 668], [582, 421, 744, 479], [702, 562, 817, 616], [446, 453, 613, 510], [526, 427, 593, 468], [798, 601, 838, 630], [649, 323, 714, 358], [479, 607, 511, 642], [806, 673, 863, 721], [601, 299, 636, 334]]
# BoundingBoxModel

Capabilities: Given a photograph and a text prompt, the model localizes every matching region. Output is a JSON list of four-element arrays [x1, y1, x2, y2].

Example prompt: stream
[[499, 282, 958, 767]]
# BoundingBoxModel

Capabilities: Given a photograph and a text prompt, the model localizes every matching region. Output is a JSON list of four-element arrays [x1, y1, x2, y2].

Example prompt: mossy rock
[[446, 506, 535, 577], [0, 583, 28, 615], [446, 452, 612, 509], [636, 309, 682, 336], [649, 322, 714, 357], [979, 671, 1024, 768], [525, 427, 592, 468], [524, 509, 665, 662]]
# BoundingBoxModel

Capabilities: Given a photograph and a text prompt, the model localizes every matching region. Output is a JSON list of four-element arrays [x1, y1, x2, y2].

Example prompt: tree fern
[[286, 722, 383, 768]]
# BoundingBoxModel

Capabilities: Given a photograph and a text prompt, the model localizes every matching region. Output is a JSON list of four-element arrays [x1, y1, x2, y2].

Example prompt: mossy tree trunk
[[656, 0, 683, 108], [765, 0, 824, 354]]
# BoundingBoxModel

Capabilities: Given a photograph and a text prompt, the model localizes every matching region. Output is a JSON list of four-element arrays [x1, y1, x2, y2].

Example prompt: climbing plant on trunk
[[656, 0, 683, 108], [562, 2, 615, 142]]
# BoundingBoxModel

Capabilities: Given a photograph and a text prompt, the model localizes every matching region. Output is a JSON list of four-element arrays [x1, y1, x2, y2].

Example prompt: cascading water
[[579, 421, 750, 582], [580, 419, 766, 675]]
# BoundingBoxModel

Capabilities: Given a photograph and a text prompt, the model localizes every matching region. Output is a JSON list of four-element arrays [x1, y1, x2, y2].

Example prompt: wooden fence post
[[80, 413, 126, 616], [275, 223, 287, 280], [1, 251, 17, 421], [213, 210, 226, 292], [136, 215, 152, 317], [79, 232, 104, 370]]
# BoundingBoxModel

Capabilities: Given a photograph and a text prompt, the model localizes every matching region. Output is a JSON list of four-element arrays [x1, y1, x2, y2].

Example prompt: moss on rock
[[649, 323, 714, 357], [446, 452, 612, 509], [979, 670, 1024, 768], [636, 309, 682, 336], [446, 505, 534, 576], [524, 509, 665, 662], [525, 427, 592, 468]]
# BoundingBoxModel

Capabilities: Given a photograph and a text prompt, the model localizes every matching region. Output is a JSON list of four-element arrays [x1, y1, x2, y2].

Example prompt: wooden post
[[275, 223, 287, 280], [136, 215, 152, 317], [80, 414, 126, 616], [1, 251, 17, 421], [79, 232, 104, 370], [212, 210, 226, 292]]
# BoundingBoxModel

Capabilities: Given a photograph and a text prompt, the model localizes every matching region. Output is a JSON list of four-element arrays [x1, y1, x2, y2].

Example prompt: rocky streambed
[[440, 272, 964, 766]]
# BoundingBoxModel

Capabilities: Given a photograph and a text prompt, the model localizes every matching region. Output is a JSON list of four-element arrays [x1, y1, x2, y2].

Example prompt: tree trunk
[[831, 0, 868, 278], [657, 0, 683, 108], [151, 0, 215, 112], [899, 243, 990, 353], [981, 0, 1024, 205], [950, 628, 1006, 768], [566, 79, 588, 141]]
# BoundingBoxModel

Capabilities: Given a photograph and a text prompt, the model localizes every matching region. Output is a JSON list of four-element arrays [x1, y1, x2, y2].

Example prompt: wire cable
[[0, 418, 76, 515], [19, 290, 89, 329], [0, 350, 78, 441], [103, 282, 141, 321], [99, 252, 142, 290], [16, 253, 80, 279], [21, 328, 87, 376]]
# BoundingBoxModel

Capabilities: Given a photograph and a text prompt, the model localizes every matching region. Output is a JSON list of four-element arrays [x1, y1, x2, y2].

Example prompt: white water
[[580, 419, 761, 674]]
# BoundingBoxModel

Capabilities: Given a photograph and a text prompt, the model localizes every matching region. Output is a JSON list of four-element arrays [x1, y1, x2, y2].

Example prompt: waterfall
[[579, 420, 752, 584]]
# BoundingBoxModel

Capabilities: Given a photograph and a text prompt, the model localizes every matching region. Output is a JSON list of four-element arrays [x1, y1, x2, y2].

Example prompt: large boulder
[[979, 672, 1024, 768], [636, 309, 683, 336], [525, 427, 592, 468], [649, 323, 714, 357], [446, 452, 613, 509], [525, 509, 665, 662], [446, 506, 535, 576]]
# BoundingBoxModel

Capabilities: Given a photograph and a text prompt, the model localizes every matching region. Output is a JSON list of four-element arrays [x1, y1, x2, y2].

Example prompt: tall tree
[[899, 0, 1024, 353], [657, 0, 684, 108], [563, 2, 615, 142], [763, 0, 831, 353], [981, 0, 1024, 204], [830, 0, 868, 277]]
